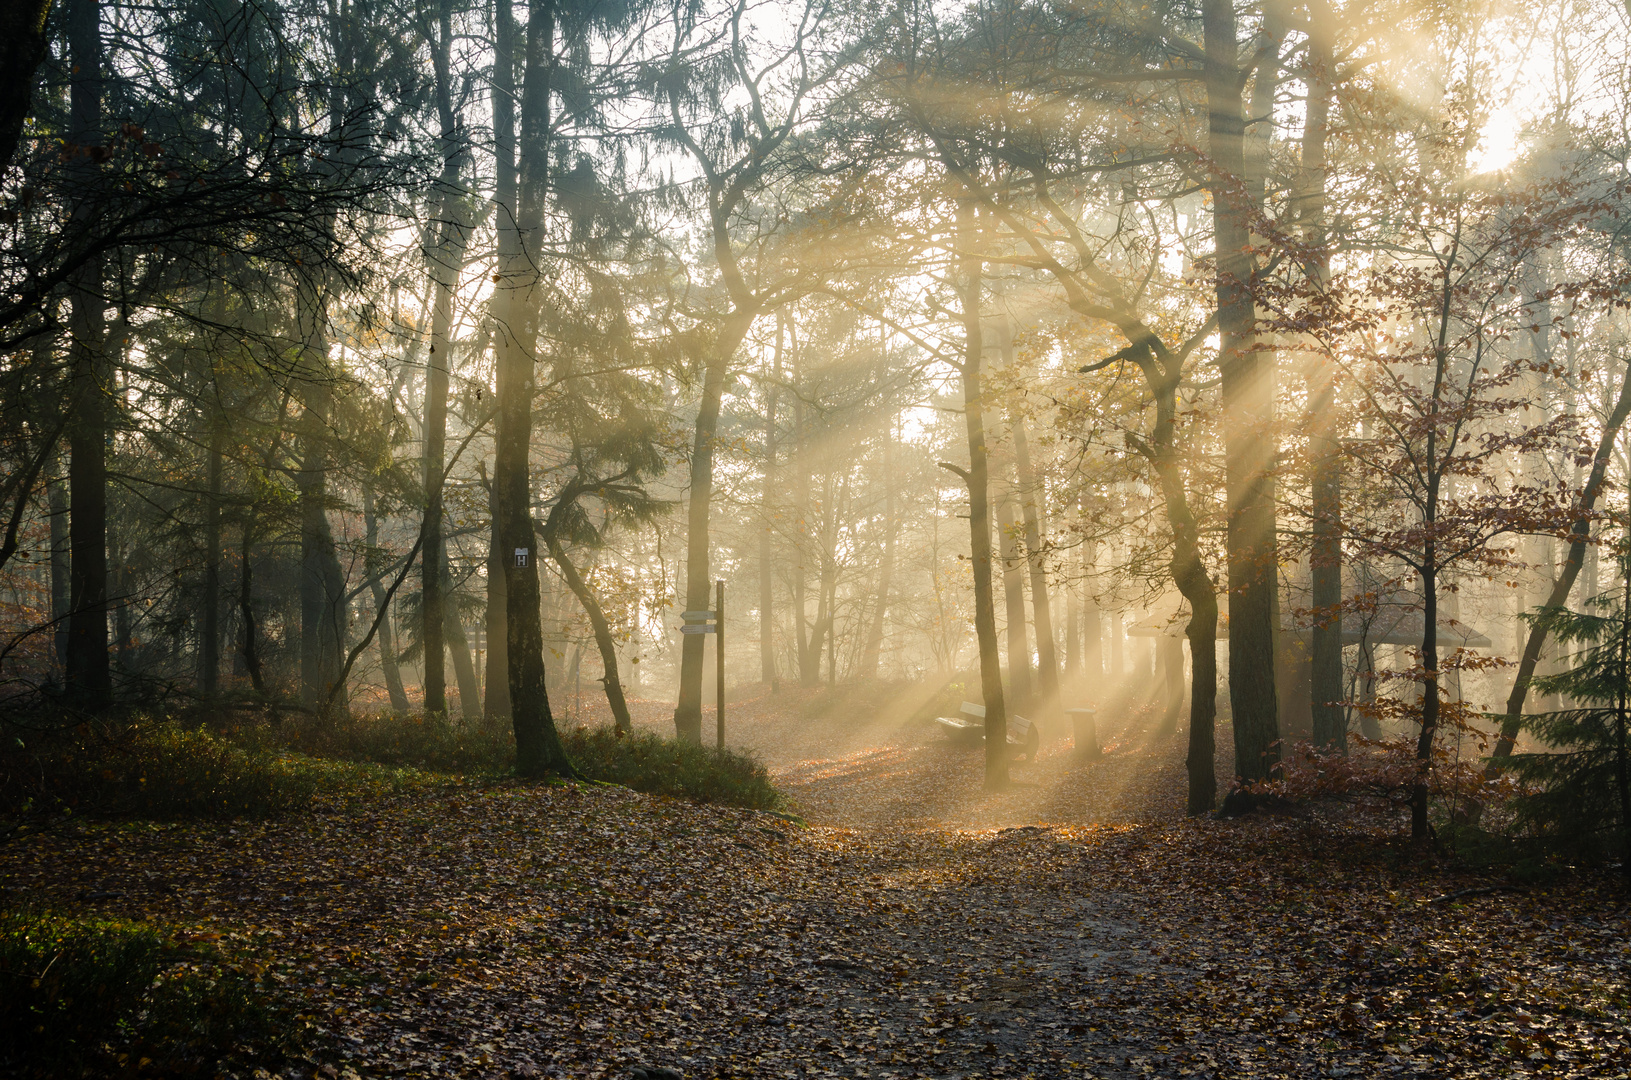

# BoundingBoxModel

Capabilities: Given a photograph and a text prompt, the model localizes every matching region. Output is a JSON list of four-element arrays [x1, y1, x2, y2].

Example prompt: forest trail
[[4, 695, 1628, 1079]]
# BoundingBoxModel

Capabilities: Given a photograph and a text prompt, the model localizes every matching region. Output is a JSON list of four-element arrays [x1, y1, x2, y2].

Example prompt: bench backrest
[[1009, 714, 1033, 738], [960, 701, 986, 719]]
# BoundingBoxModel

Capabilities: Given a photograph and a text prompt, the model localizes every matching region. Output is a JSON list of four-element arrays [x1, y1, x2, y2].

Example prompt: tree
[[1509, 529, 1631, 872], [1204, 0, 1282, 783], [0, 0, 54, 168], [944, 197, 1009, 791], [419, 0, 474, 720], [489, 0, 574, 776], [651, 0, 835, 741], [1264, 150, 1599, 841], [62, 0, 110, 710]]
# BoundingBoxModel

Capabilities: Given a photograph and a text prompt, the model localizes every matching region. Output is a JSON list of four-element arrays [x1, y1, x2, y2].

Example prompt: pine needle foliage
[[1512, 537, 1631, 870]]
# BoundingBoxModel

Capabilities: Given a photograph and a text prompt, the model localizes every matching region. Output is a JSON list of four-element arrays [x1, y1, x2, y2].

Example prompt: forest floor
[[4, 684, 1631, 1079]]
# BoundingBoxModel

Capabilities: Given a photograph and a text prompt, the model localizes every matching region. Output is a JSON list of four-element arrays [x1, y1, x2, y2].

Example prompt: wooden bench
[[1007, 714, 1040, 762], [935, 702, 1041, 761], [935, 701, 987, 742]]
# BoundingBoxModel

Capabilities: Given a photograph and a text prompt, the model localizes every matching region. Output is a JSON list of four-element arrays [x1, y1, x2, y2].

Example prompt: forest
[[3, 0, 1631, 1076]]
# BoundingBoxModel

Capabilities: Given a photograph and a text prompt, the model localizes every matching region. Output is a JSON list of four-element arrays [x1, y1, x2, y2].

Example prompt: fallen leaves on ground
[[3, 688, 1629, 1079]]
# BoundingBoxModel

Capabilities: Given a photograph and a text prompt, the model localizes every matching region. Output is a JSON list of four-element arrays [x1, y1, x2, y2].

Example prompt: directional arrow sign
[[680, 610, 716, 621], [680, 624, 716, 634]]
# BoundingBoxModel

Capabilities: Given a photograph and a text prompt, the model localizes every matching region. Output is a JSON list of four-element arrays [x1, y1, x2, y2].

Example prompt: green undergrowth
[[282, 711, 783, 810], [1, 709, 782, 822], [0, 909, 299, 1078], [563, 724, 783, 809], [0, 717, 441, 821], [1436, 821, 1580, 883]]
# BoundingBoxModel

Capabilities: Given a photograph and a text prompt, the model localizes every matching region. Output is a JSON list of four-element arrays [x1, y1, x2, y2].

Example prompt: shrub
[[0, 910, 293, 1077], [115, 721, 320, 819], [0, 719, 319, 820], [562, 725, 782, 810], [272, 712, 782, 809], [280, 710, 514, 775], [0, 910, 163, 1058]]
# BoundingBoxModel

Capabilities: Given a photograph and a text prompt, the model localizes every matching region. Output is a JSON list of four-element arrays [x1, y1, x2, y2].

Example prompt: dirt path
[[4, 696, 1629, 1078]]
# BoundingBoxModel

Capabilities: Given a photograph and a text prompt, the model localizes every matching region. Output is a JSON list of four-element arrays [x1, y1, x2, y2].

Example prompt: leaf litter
[[3, 687, 1629, 1079]]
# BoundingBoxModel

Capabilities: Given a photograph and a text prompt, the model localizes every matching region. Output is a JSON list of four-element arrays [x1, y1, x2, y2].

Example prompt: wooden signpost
[[724, 584, 730, 753], [680, 582, 726, 749]]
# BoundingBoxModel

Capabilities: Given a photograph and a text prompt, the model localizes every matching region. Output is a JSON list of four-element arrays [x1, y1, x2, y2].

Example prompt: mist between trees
[[7, 0, 1631, 836]]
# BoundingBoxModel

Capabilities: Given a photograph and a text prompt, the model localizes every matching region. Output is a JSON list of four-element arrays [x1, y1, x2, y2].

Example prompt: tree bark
[[1063, 561, 1080, 680], [236, 511, 264, 696], [758, 315, 782, 687], [1298, 3, 1343, 751], [953, 197, 1007, 790], [64, 0, 110, 710], [1012, 411, 1058, 718], [859, 414, 896, 679], [484, 517, 510, 718], [364, 484, 410, 711], [791, 339, 819, 687], [48, 461, 69, 674], [674, 310, 750, 740], [1082, 530, 1101, 683], [1489, 361, 1631, 764], [201, 417, 223, 697], [997, 486, 1031, 708], [483, 9, 516, 724], [547, 535, 632, 732], [443, 569, 481, 719], [1205, 0, 1279, 782], [1117, 335, 1220, 813], [296, 302, 346, 714], [421, 0, 469, 719], [492, 0, 573, 776]]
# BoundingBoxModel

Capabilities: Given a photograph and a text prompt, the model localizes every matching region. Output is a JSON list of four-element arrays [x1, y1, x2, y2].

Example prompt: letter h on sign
[[514, 548, 529, 568]]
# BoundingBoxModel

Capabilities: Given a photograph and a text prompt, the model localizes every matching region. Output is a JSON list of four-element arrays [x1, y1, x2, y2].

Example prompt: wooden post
[[716, 579, 726, 750]]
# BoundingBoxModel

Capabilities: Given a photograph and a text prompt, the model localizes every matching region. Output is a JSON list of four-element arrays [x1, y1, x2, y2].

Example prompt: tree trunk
[[492, 0, 572, 776], [759, 314, 782, 688], [1205, 0, 1279, 782], [444, 574, 481, 719], [201, 418, 223, 697], [63, 0, 110, 710], [421, 0, 469, 719], [110, 523, 130, 666], [997, 488, 1031, 708], [792, 344, 819, 687], [1489, 361, 1631, 763], [1297, 7, 1344, 752], [1414, 558, 1439, 842], [296, 313, 345, 714], [364, 484, 410, 712], [1157, 635, 1185, 735], [859, 416, 896, 679], [674, 309, 750, 740], [1110, 610, 1123, 679], [484, 518, 511, 718], [1082, 531, 1101, 683], [1128, 338, 1220, 814], [953, 197, 1007, 790], [1063, 567, 1080, 680], [1012, 411, 1059, 718], [237, 507, 264, 695], [547, 536, 633, 733], [48, 462, 68, 674]]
